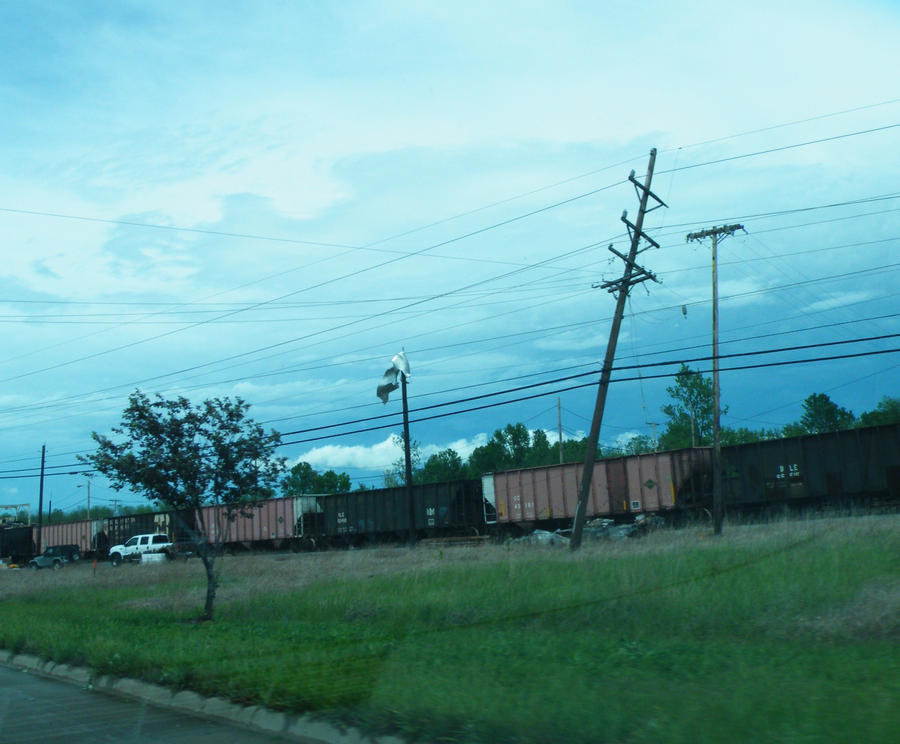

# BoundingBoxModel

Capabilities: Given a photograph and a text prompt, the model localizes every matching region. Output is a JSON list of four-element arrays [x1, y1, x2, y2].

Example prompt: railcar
[[293, 479, 488, 550], [6, 423, 896, 562], [483, 447, 713, 534], [720, 422, 900, 510]]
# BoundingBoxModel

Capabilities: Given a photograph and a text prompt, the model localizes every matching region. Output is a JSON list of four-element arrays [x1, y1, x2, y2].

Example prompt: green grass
[[2, 516, 898, 743]]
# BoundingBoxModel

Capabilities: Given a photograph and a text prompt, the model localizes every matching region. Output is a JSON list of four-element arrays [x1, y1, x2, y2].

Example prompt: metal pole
[[401, 372, 416, 545]]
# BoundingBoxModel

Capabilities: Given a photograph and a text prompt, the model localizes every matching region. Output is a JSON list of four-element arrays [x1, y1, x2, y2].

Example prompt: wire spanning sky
[[1, 1, 898, 513]]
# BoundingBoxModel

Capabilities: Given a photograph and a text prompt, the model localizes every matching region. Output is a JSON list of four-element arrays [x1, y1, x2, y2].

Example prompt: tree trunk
[[200, 552, 217, 622]]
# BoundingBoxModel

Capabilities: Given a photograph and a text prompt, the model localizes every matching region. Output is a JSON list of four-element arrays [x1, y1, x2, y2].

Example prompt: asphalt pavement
[[0, 663, 290, 743]]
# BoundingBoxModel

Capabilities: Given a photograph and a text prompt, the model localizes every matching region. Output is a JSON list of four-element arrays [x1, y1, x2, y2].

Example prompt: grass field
[[1, 515, 898, 743]]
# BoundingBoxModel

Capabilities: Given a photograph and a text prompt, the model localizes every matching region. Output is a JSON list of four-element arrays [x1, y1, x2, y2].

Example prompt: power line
[[657, 122, 900, 175], [278, 334, 898, 439], [279, 346, 899, 446]]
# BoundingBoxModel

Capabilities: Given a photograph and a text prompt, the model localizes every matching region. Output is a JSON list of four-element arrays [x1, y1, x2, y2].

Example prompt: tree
[[617, 433, 656, 456], [659, 365, 723, 449], [467, 423, 534, 474], [787, 393, 855, 435], [525, 429, 553, 467], [858, 396, 900, 427], [84, 391, 285, 622], [420, 448, 467, 483], [282, 462, 351, 496], [384, 433, 422, 487]]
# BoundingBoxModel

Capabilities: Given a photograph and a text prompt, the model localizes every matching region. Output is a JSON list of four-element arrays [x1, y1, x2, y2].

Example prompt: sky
[[1, 0, 898, 516]]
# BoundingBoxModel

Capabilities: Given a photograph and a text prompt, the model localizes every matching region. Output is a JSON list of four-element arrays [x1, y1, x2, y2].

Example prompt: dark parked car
[[29, 544, 81, 570]]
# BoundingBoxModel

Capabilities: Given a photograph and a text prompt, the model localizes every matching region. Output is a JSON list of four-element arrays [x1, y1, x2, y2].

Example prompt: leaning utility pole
[[570, 149, 667, 550], [685, 223, 744, 535]]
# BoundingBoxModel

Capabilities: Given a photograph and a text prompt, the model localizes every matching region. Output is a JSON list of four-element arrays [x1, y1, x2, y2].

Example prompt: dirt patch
[[795, 579, 900, 640]]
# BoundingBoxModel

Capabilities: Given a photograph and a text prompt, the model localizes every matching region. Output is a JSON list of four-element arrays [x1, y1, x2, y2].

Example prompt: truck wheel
[[110, 553, 122, 567], [52, 561, 61, 570]]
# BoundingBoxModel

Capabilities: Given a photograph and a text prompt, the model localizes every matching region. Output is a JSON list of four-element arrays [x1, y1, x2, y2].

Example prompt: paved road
[[0, 664, 290, 743]]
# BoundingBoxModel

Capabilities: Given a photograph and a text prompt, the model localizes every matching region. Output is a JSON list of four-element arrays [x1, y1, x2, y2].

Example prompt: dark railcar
[[104, 512, 164, 548], [297, 479, 484, 547], [0, 526, 34, 562], [721, 423, 900, 508]]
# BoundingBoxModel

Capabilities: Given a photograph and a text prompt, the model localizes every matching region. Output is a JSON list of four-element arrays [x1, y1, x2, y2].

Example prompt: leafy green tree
[[659, 365, 723, 449], [857, 396, 900, 427], [785, 393, 855, 435], [84, 391, 285, 622], [467, 423, 535, 473], [315, 470, 351, 493], [720, 426, 779, 446], [617, 434, 656, 456], [555, 436, 593, 464], [384, 433, 422, 487], [525, 429, 553, 466], [282, 462, 351, 495], [420, 448, 467, 483], [282, 461, 316, 495]]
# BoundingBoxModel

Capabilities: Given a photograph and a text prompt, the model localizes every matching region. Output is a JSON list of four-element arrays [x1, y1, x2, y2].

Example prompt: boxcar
[[484, 447, 713, 531]]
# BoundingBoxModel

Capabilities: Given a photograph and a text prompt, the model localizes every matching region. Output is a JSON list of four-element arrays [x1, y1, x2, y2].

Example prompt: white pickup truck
[[108, 533, 173, 566]]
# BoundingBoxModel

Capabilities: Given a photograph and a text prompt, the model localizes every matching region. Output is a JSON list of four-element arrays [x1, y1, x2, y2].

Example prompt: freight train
[[1, 423, 897, 563]]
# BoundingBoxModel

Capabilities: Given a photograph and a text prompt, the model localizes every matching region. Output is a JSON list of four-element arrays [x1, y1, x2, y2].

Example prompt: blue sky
[[1, 1, 898, 515]]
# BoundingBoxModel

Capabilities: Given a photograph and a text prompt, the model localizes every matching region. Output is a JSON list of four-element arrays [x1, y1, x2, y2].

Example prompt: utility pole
[[570, 149, 667, 550], [400, 370, 416, 546], [685, 223, 745, 535], [557, 397, 564, 464], [37, 444, 46, 554]]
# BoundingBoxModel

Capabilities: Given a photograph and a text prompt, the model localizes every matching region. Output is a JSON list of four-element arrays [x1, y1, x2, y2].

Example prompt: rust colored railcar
[[34, 518, 102, 555], [484, 447, 712, 529], [173, 498, 297, 551]]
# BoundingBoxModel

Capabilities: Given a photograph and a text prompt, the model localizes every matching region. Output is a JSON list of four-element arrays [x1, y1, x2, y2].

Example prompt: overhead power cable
[[657, 122, 900, 174], [278, 334, 898, 438], [280, 346, 899, 446]]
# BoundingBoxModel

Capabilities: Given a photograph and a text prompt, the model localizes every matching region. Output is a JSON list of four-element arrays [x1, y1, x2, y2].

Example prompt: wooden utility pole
[[557, 397, 564, 464], [37, 444, 46, 554], [400, 371, 416, 545], [685, 223, 745, 535], [570, 149, 667, 550]]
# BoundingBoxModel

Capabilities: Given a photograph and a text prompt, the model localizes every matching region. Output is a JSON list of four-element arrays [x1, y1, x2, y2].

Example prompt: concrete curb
[[2, 652, 408, 744]]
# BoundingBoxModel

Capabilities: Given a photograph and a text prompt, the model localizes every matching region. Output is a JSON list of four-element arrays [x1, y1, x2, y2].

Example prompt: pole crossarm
[[629, 169, 668, 212], [686, 223, 745, 243], [622, 210, 661, 252]]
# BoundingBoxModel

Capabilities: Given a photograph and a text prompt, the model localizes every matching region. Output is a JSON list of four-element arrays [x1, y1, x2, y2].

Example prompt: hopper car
[[2, 423, 896, 562]]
